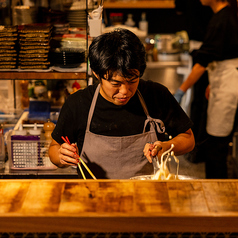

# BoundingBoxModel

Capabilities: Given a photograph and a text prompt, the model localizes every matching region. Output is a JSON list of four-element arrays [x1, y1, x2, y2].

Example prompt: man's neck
[[211, 1, 229, 13]]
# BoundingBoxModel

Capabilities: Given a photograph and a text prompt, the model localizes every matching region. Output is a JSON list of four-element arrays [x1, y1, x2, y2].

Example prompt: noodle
[[151, 144, 180, 180]]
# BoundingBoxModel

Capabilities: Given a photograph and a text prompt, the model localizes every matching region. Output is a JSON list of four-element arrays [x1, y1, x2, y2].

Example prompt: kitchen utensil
[[152, 156, 160, 174], [61, 136, 96, 180], [148, 142, 160, 174]]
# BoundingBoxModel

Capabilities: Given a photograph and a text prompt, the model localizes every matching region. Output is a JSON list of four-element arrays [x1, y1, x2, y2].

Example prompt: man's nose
[[119, 83, 129, 94]]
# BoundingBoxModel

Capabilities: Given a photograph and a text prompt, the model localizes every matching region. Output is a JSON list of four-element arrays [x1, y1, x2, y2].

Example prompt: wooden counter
[[0, 179, 238, 233]]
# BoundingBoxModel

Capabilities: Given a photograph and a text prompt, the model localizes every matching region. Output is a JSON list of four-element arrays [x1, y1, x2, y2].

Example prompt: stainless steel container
[[130, 175, 194, 180]]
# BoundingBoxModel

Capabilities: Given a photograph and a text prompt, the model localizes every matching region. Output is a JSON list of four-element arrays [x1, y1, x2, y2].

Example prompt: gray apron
[[207, 58, 238, 137], [80, 84, 165, 179]]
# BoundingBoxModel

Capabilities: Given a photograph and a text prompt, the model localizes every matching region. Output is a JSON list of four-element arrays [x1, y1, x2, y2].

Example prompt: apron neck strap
[[86, 84, 100, 131], [137, 89, 149, 116]]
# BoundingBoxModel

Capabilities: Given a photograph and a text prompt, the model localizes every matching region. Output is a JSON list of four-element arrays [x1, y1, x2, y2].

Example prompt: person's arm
[[143, 128, 195, 163], [174, 63, 206, 102], [49, 139, 79, 168], [180, 63, 206, 92]]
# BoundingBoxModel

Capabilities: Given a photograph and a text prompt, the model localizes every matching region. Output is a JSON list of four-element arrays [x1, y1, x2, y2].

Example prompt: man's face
[[99, 71, 140, 106]]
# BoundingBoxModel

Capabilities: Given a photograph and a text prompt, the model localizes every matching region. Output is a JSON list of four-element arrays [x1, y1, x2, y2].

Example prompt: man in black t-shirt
[[49, 29, 195, 179]]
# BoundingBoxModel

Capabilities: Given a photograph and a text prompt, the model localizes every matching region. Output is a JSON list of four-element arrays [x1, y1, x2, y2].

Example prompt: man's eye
[[111, 82, 121, 86]]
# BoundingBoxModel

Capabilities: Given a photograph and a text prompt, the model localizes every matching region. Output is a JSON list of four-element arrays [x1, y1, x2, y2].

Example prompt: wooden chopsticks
[[61, 136, 96, 180]]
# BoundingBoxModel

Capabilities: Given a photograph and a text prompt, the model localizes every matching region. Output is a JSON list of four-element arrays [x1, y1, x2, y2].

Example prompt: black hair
[[88, 28, 146, 81]]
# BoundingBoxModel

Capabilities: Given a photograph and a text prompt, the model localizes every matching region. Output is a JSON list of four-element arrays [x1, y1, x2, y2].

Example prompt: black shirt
[[196, 6, 238, 67], [52, 79, 193, 154]]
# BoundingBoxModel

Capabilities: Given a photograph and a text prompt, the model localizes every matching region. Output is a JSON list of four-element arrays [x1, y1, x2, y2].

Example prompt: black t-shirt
[[52, 79, 193, 154], [196, 6, 238, 67]]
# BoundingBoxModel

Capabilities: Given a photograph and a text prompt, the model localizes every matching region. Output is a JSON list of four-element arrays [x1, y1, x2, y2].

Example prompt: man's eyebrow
[[128, 75, 139, 81], [109, 75, 139, 83], [110, 78, 121, 83]]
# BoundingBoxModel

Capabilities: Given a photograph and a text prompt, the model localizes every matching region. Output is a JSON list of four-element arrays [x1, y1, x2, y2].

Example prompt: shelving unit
[[0, 71, 87, 80], [104, 0, 175, 9]]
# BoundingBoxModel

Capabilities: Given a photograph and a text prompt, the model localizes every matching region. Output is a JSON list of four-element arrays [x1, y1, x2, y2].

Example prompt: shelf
[[0, 71, 87, 80], [0, 63, 88, 80], [104, 0, 175, 9], [146, 61, 188, 68]]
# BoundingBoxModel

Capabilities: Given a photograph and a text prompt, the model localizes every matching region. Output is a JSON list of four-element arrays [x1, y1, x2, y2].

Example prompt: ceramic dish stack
[[63, 0, 93, 28], [66, 9, 87, 28], [18, 24, 52, 70], [0, 26, 18, 69]]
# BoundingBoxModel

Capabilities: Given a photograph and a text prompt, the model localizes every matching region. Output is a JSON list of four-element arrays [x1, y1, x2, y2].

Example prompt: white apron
[[207, 58, 238, 137], [80, 84, 165, 179]]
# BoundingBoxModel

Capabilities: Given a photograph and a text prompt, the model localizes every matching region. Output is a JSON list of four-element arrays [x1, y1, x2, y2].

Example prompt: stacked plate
[[0, 26, 18, 69], [18, 24, 52, 70], [66, 9, 87, 28]]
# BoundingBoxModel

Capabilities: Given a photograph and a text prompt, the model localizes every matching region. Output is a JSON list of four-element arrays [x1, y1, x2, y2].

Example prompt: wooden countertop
[[0, 179, 238, 233]]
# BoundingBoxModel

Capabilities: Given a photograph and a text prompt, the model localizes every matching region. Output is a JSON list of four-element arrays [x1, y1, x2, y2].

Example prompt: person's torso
[[196, 6, 238, 66]]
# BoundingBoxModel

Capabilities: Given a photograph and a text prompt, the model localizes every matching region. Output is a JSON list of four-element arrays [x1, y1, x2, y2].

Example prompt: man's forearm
[[180, 63, 206, 92]]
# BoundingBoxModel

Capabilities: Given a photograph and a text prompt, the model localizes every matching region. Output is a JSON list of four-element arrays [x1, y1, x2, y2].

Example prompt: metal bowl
[[130, 175, 194, 180]]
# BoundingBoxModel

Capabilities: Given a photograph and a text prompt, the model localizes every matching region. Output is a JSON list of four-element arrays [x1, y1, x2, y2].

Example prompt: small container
[[139, 12, 148, 35], [28, 123, 42, 136], [43, 119, 55, 141], [14, 123, 27, 136], [125, 14, 135, 27]]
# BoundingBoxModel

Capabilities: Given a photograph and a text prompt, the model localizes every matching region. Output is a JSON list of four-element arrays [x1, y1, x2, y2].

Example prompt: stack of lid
[[0, 26, 18, 69], [18, 24, 52, 70]]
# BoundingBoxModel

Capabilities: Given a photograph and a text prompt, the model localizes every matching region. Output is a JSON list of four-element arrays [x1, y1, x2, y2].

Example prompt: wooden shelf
[[0, 71, 87, 80], [104, 0, 175, 9]]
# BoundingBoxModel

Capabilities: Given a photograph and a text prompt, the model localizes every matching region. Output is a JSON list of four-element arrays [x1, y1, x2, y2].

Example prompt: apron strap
[[137, 89, 165, 134], [86, 84, 100, 131]]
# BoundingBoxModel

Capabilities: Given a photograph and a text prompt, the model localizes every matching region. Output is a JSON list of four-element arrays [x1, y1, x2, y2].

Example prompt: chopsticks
[[61, 136, 97, 180]]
